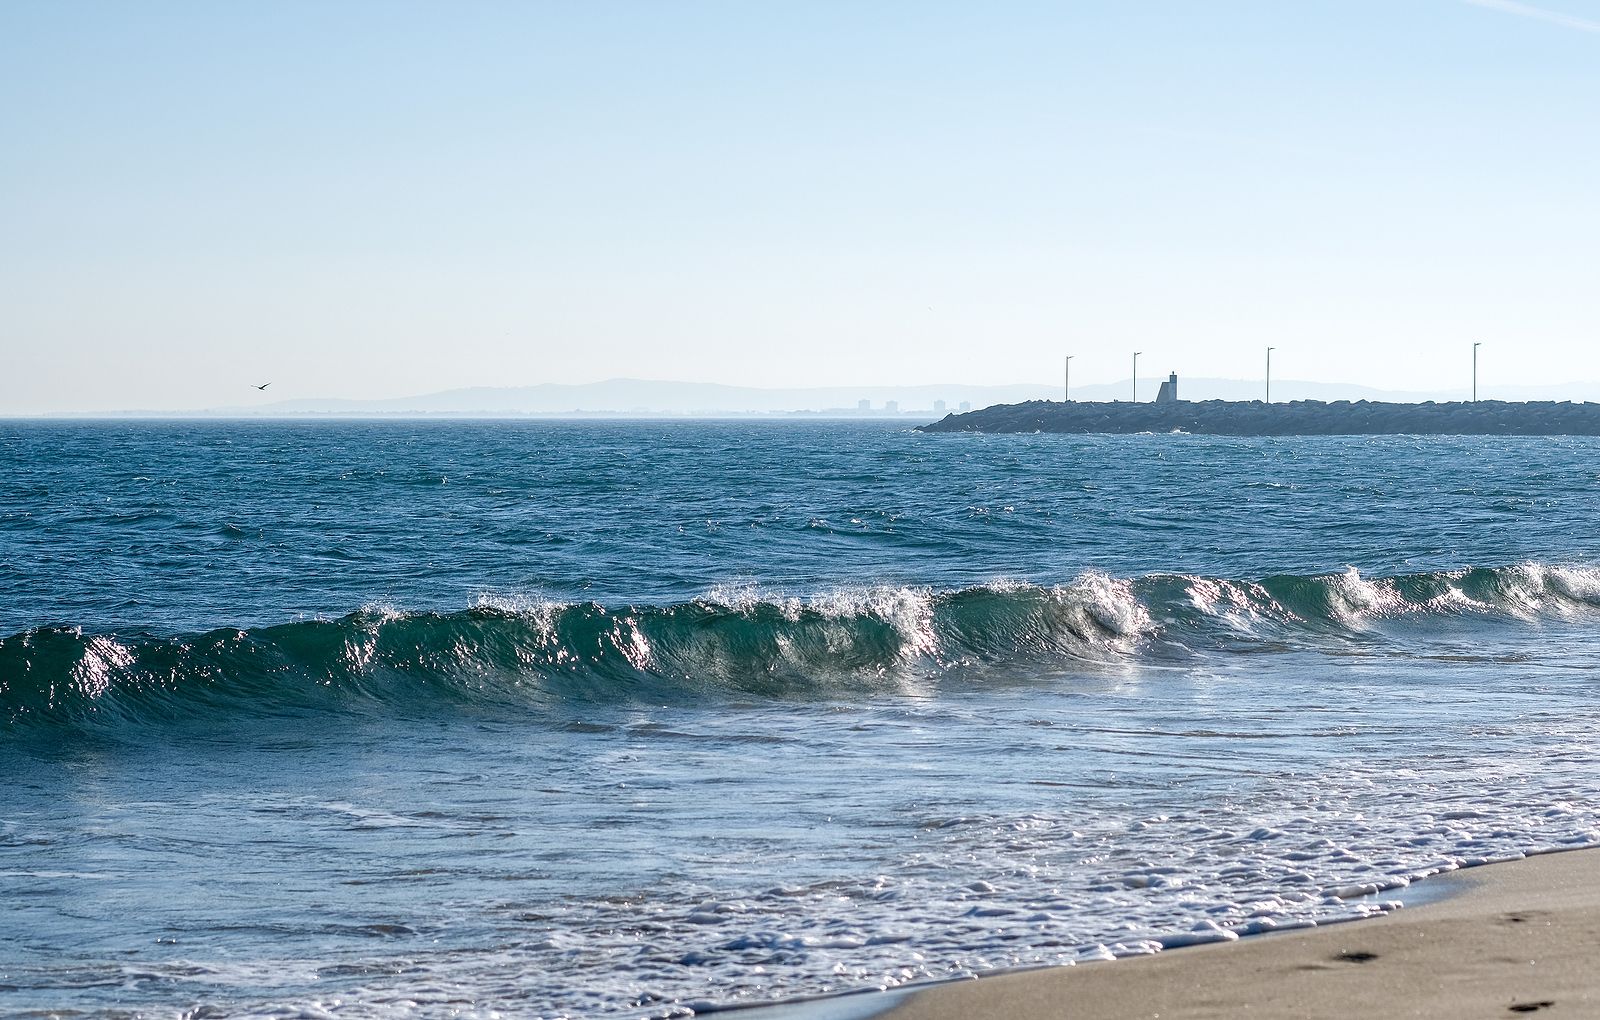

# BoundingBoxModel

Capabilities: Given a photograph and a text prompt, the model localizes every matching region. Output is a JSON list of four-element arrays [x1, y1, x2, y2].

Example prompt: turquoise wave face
[[7, 564, 1598, 728]]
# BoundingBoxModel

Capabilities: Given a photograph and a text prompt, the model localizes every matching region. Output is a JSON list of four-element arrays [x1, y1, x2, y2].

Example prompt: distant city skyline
[[4, 0, 1599, 413]]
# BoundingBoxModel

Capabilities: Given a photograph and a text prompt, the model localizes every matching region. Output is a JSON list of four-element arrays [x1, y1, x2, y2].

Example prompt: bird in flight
[[254, 383, 271, 391]]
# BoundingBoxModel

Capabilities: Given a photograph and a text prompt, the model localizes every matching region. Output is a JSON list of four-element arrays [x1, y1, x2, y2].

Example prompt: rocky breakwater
[[917, 399, 1600, 436]]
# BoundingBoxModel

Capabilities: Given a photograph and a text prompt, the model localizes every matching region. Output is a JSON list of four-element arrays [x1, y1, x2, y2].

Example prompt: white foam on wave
[[1169, 562, 1600, 635], [438, 564, 1600, 686], [809, 586, 942, 660], [697, 576, 1155, 670], [1543, 563, 1600, 601], [696, 583, 942, 659], [1179, 575, 1285, 633], [1049, 572, 1154, 644], [1489, 562, 1600, 619], [698, 582, 785, 615], [1323, 566, 1405, 624]]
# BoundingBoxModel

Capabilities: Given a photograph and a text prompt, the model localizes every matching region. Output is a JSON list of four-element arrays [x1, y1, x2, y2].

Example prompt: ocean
[[4, 419, 1599, 1019]]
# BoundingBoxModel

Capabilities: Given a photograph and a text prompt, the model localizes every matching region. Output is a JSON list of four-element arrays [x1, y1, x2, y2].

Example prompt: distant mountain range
[[43, 377, 1600, 418]]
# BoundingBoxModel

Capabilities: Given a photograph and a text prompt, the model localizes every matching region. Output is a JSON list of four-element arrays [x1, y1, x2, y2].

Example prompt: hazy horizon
[[5, 0, 1599, 413], [18, 372, 1600, 418]]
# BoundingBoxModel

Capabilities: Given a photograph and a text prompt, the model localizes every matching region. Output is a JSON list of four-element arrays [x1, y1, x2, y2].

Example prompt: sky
[[2, 0, 1598, 413]]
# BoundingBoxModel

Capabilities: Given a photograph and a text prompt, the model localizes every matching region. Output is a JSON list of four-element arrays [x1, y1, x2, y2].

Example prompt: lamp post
[[1266, 346, 1274, 404], [1064, 355, 1073, 402], [1473, 342, 1481, 402], [1132, 352, 1142, 402]]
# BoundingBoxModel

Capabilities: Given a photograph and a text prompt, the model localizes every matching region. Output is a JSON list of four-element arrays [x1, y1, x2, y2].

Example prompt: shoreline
[[720, 847, 1598, 1020], [884, 846, 1598, 1019]]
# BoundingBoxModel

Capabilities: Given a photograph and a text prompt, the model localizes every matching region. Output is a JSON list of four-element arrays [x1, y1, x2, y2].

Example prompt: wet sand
[[880, 848, 1598, 1019]]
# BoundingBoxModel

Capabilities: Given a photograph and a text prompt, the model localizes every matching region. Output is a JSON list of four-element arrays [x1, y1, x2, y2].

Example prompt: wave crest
[[4, 564, 1598, 727]]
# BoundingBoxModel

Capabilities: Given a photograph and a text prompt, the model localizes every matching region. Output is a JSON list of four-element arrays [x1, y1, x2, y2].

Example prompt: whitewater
[[3, 420, 1600, 1018]]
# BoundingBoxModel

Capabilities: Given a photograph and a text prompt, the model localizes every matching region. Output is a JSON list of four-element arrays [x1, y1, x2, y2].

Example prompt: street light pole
[[1473, 342, 1481, 402], [1266, 346, 1274, 404], [1064, 355, 1073, 402], [1132, 352, 1142, 402]]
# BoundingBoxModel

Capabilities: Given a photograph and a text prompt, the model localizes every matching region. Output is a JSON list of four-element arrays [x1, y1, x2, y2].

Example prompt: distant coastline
[[918, 399, 1600, 436], [24, 376, 1600, 420]]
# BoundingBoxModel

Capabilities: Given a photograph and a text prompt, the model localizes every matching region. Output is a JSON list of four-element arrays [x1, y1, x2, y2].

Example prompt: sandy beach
[[876, 848, 1599, 1019]]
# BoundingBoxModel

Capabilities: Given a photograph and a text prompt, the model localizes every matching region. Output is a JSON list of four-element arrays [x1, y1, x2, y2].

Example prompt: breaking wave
[[4, 563, 1599, 728]]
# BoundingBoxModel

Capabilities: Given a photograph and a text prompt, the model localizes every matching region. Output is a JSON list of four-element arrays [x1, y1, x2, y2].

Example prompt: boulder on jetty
[[916, 399, 1600, 436]]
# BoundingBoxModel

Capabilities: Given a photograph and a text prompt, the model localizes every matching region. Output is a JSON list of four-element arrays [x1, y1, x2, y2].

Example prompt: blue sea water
[[3, 419, 1600, 1018]]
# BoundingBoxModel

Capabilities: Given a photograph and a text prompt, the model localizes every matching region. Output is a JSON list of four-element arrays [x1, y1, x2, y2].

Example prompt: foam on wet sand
[[878, 848, 1598, 1019]]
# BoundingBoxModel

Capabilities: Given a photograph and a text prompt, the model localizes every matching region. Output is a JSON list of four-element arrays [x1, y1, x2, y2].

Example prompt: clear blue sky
[[2, 0, 1597, 412]]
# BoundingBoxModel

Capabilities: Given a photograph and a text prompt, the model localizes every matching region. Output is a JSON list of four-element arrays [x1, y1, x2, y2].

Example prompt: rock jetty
[[917, 399, 1600, 436]]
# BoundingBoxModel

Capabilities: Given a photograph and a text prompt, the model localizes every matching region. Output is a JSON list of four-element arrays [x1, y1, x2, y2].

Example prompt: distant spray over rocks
[[919, 395, 1600, 436]]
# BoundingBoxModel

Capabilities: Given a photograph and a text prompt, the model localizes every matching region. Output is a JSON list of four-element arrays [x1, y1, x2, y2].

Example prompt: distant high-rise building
[[959, 401, 972, 413], [933, 400, 947, 414], [858, 399, 871, 411], [884, 400, 900, 413]]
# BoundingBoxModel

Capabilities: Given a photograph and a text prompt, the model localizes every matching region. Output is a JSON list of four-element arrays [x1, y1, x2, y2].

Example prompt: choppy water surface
[[3, 421, 1600, 1018]]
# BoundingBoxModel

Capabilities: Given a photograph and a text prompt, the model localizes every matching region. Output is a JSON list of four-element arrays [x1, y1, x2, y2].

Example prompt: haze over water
[[4, 419, 1600, 1017]]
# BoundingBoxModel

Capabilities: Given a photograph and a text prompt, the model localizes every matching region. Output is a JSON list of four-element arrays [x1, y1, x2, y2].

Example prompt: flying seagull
[[254, 383, 271, 391]]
